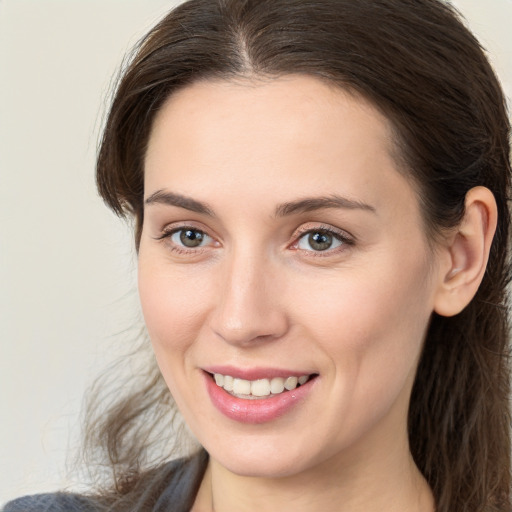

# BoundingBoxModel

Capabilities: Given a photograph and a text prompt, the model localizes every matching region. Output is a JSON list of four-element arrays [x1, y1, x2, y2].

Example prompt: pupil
[[180, 229, 204, 247], [309, 231, 332, 251]]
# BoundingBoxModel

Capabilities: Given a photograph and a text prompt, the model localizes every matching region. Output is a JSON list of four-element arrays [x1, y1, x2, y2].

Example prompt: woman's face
[[139, 76, 444, 478]]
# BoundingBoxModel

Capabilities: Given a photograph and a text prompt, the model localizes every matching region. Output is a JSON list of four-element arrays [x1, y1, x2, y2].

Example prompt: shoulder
[[2, 492, 98, 512], [3, 451, 209, 512]]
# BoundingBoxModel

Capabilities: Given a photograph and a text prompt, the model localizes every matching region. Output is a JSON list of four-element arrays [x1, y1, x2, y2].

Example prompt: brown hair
[[92, 0, 511, 510]]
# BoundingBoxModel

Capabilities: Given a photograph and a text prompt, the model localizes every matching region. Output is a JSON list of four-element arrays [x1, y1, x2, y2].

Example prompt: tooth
[[217, 374, 307, 396], [270, 377, 285, 394], [284, 376, 298, 390], [251, 379, 271, 397], [233, 378, 251, 395], [252, 379, 271, 396], [223, 375, 234, 391]]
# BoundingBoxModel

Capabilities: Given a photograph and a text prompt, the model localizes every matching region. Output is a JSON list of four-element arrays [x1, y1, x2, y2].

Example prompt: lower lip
[[204, 372, 316, 424]]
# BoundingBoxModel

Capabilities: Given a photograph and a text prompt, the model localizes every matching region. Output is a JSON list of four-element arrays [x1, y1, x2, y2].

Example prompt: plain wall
[[1, 0, 511, 505]]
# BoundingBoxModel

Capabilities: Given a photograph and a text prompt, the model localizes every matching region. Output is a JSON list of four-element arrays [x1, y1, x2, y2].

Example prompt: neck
[[193, 429, 434, 512]]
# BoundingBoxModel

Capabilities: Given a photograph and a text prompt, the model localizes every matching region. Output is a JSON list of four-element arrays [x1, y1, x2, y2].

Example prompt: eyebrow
[[144, 190, 376, 217], [274, 195, 376, 217], [145, 190, 215, 216]]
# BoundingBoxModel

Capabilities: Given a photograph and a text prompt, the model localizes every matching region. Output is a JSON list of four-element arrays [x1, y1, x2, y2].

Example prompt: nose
[[210, 250, 289, 346]]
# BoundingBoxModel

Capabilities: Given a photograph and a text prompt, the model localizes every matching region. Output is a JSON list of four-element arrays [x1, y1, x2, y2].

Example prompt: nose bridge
[[211, 243, 287, 345]]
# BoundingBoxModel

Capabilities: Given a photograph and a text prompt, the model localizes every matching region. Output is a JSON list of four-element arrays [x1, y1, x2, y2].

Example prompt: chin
[[205, 436, 316, 478], [220, 457, 302, 479]]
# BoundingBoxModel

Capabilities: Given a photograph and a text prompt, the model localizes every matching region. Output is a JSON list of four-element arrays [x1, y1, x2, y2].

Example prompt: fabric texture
[[2, 451, 208, 512], [3, 493, 97, 512]]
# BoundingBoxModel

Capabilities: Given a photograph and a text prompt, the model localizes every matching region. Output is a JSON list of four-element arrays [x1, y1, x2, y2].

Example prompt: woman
[[5, 0, 510, 511]]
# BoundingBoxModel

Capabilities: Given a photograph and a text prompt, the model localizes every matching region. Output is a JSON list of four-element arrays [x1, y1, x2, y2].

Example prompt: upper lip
[[202, 365, 316, 381]]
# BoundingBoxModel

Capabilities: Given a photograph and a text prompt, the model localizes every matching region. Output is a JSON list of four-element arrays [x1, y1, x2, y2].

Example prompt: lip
[[203, 370, 317, 424], [203, 365, 313, 381]]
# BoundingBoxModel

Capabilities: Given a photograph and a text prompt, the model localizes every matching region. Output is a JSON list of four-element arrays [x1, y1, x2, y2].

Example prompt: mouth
[[203, 368, 319, 423], [208, 372, 317, 400]]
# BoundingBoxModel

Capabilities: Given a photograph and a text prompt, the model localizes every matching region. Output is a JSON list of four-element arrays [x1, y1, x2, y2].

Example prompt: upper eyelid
[[292, 223, 354, 241], [159, 221, 212, 236]]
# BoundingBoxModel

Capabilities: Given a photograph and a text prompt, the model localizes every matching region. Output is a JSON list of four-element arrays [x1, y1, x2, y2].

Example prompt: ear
[[433, 186, 497, 317]]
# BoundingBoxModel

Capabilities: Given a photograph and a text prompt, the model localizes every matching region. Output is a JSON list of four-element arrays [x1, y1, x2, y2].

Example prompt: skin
[[138, 75, 495, 512]]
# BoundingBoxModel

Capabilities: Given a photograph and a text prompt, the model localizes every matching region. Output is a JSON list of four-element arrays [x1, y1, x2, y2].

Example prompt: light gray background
[[1, 0, 511, 505]]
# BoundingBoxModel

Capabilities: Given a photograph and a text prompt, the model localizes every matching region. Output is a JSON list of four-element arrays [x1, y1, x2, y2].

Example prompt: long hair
[[92, 1, 511, 510]]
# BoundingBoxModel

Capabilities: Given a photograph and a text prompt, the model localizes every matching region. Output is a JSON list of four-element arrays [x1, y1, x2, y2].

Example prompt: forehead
[[144, 75, 418, 222], [146, 75, 395, 161]]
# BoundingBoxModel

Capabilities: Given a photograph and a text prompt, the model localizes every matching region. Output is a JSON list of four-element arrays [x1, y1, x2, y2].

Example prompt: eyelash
[[155, 225, 214, 255], [290, 224, 354, 256], [155, 223, 354, 256]]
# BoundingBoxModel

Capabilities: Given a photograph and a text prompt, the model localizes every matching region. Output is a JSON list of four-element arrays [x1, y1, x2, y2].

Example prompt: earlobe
[[433, 186, 497, 317]]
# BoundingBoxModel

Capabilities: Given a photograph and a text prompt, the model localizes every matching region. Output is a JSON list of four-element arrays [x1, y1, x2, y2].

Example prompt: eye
[[295, 228, 348, 252], [154, 224, 218, 255], [169, 228, 211, 248]]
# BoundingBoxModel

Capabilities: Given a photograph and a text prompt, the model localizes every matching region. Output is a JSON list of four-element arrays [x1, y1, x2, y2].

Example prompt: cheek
[[137, 255, 208, 354], [296, 263, 430, 340], [137, 254, 212, 418], [292, 253, 434, 391]]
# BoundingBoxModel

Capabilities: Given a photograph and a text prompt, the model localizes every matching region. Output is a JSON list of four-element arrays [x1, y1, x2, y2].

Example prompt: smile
[[213, 373, 311, 398], [204, 370, 318, 424]]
